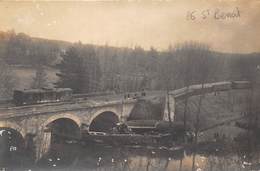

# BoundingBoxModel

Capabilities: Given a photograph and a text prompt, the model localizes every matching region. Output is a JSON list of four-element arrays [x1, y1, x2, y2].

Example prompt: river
[[1, 136, 260, 171]]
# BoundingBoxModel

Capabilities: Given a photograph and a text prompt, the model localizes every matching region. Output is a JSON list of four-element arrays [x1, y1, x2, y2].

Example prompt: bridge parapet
[[0, 98, 136, 119]]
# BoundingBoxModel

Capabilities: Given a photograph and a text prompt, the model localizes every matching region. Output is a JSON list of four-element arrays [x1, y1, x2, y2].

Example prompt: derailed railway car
[[13, 88, 73, 106], [171, 81, 252, 100], [211, 81, 232, 92], [231, 81, 252, 89]]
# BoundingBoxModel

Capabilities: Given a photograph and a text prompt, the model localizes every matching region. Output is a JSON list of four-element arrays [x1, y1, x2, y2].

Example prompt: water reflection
[[0, 131, 260, 171], [31, 144, 260, 171], [38, 143, 185, 171]]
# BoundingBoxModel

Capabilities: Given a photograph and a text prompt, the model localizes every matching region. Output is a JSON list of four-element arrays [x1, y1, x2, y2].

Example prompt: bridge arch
[[0, 121, 26, 138], [43, 113, 81, 141], [43, 113, 81, 129], [0, 121, 26, 153], [88, 110, 120, 133]]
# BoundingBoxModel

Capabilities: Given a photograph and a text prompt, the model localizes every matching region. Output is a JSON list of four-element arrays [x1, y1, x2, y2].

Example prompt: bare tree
[[169, 42, 201, 137], [188, 42, 212, 171], [31, 65, 48, 89]]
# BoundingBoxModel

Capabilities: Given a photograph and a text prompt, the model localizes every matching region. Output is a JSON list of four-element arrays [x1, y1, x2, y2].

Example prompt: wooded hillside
[[0, 31, 259, 98]]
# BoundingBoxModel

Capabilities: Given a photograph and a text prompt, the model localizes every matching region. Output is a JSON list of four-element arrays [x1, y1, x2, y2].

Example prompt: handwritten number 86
[[186, 11, 196, 20]]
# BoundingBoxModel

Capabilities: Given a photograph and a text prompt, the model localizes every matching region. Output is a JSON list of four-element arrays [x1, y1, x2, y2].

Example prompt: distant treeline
[[0, 30, 259, 94]]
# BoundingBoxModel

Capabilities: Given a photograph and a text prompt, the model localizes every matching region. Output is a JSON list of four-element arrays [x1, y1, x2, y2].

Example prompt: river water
[[0, 123, 259, 171], [1, 137, 260, 171]]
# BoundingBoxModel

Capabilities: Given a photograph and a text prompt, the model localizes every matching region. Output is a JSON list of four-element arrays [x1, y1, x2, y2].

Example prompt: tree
[[234, 55, 260, 155], [56, 44, 101, 94], [56, 46, 82, 93], [171, 42, 198, 136], [102, 53, 120, 92], [0, 59, 16, 99], [230, 54, 260, 81], [83, 45, 102, 93], [5, 32, 32, 65], [184, 42, 213, 171], [31, 65, 48, 89], [192, 43, 212, 136], [146, 47, 161, 90], [28, 41, 59, 66]]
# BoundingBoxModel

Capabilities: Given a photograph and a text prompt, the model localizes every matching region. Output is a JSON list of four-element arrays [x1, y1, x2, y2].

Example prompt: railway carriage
[[231, 81, 252, 89], [212, 81, 232, 92], [13, 88, 72, 106]]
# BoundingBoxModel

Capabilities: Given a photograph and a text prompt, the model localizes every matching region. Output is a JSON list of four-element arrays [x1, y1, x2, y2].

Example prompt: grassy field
[[175, 90, 250, 141], [11, 65, 58, 90]]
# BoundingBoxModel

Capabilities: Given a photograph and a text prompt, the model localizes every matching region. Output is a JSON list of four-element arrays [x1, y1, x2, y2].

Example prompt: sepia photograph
[[0, 0, 259, 170]]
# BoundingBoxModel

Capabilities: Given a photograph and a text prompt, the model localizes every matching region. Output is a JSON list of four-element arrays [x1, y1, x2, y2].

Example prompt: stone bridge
[[0, 97, 137, 160], [0, 80, 252, 161]]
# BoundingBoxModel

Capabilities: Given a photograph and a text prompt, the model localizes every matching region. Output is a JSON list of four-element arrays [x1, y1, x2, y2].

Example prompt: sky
[[0, 0, 259, 53]]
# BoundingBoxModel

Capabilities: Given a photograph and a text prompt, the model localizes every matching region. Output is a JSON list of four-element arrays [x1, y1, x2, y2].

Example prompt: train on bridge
[[13, 88, 73, 106], [11, 88, 146, 106], [9, 80, 251, 107]]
